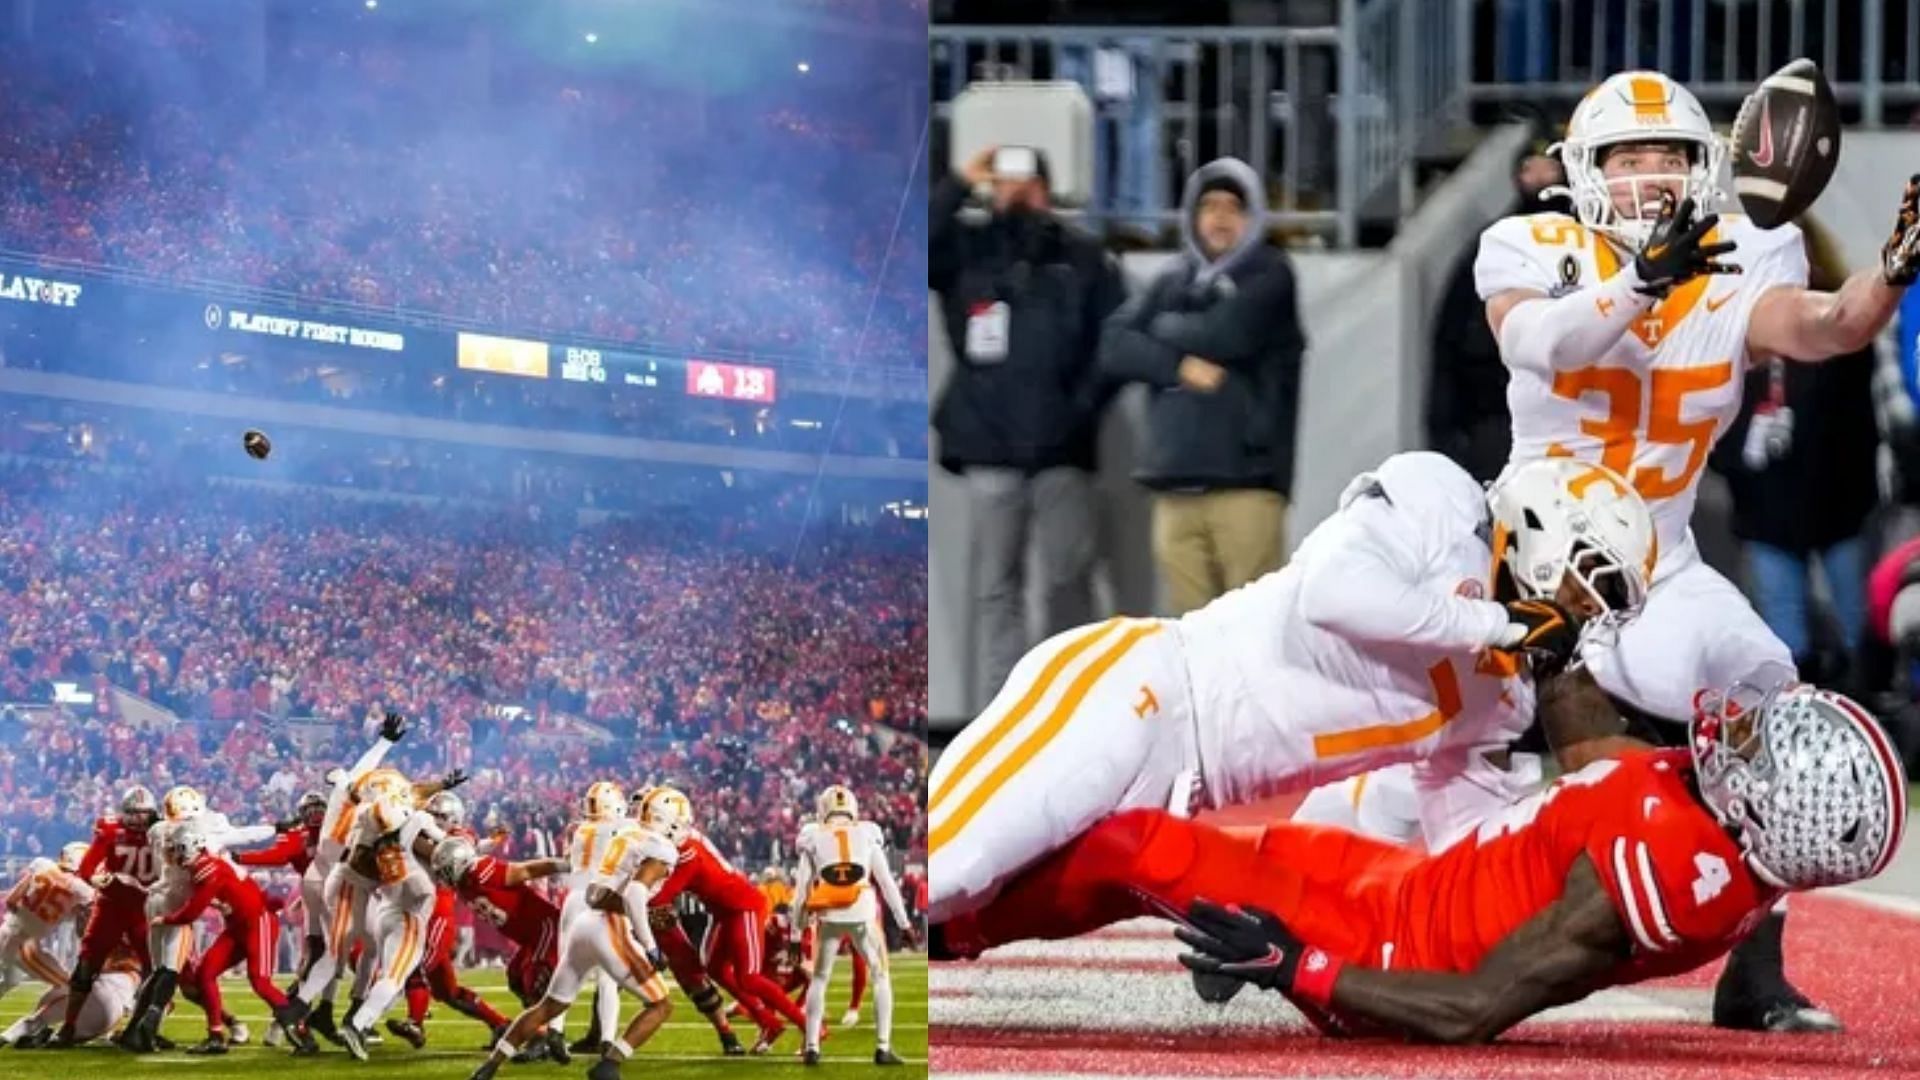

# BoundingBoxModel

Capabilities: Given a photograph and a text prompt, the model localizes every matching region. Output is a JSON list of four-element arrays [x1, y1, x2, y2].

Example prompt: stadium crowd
[[0, 5, 925, 369], [0, 458, 928, 872]]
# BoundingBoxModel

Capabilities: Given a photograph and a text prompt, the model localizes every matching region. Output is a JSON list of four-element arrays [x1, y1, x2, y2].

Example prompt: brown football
[[1729, 58, 1841, 229]]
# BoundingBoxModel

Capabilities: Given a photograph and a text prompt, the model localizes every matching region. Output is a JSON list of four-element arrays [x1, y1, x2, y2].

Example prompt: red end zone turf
[[931, 892, 1920, 1079]]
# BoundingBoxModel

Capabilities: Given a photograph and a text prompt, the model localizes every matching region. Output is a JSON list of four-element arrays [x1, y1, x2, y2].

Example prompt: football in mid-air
[[1729, 58, 1841, 229], [242, 429, 272, 460]]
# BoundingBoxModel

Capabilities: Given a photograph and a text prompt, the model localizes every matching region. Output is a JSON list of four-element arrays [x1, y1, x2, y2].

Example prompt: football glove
[[379, 712, 408, 742], [1497, 597, 1582, 676], [1883, 174, 1920, 287], [1174, 899, 1310, 996], [1633, 193, 1739, 298]]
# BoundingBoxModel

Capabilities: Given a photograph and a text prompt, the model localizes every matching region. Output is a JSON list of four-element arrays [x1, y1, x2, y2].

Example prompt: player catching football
[[1320, 67, 1920, 1032], [942, 675, 1905, 1045]]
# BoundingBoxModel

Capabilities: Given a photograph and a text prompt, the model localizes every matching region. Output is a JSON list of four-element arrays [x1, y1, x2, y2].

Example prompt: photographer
[[931, 145, 1126, 707]]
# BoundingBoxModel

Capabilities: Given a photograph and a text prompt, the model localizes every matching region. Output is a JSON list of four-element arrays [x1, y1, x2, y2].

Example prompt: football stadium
[[0, 1, 927, 1078]]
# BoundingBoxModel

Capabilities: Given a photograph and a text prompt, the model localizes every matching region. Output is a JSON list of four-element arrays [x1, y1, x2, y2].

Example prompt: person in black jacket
[[1098, 156, 1304, 614], [931, 145, 1127, 708]]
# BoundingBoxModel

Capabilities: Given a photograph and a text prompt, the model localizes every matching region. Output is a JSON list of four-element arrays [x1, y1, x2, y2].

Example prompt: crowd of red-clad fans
[[0, 459, 928, 874], [0, 4, 926, 368]]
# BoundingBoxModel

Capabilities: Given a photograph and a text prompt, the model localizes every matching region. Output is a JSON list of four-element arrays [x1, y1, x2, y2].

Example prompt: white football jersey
[[795, 819, 911, 928], [1475, 211, 1809, 568], [1177, 452, 1535, 807]]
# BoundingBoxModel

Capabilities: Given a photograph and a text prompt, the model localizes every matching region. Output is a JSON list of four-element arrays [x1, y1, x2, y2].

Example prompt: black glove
[[440, 769, 469, 791], [1883, 174, 1920, 286], [1174, 899, 1310, 995], [379, 712, 408, 742], [1497, 597, 1582, 676], [1633, 193, 1739, 298]]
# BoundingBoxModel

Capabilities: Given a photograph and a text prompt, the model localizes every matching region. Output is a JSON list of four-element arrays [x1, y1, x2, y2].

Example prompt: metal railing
[[932, 0, 1471, 247], [1469, 0, 1920, 124]]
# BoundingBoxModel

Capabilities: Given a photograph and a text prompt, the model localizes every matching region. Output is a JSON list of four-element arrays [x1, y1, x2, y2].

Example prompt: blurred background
[[0, 0, 930, 951], [926, 0, 1920, 771]]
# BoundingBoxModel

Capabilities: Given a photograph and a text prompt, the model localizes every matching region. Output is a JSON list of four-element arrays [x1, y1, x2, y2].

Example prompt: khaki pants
[[1152, 489, 1288, 615]]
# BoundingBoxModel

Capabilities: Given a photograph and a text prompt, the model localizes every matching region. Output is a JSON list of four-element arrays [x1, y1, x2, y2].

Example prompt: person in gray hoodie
[[1099, 157, 1306, 614]]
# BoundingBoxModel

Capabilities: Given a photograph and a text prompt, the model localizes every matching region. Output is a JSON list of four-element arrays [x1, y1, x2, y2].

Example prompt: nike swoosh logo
[[1751, 96, 1775, 168], [1706, 291, 1735, 312]]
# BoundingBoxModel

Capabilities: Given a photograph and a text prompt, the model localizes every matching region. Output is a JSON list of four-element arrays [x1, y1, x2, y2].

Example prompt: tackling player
[[931, 453, 1656, 929], [793, 785, 916, 1066]]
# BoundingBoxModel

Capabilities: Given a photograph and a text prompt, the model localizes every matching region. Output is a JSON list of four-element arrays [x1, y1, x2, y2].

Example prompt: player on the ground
[[0, 945, 140, 1048], [0, 843, 93, 1007], [947, 676, 1906, 1045], [1448, 67, 1920, 1031], [640, 786, 812, 1054], [794, 785, 916, 1067], [930, 453, 1657, 929], [385, 791, 514, 1051], [155, 825, 315, 1054], [468, 817, 678, 1080], [53, 785, 160, 1047], [283, 711, 412, 1047], [121, 784, 279, 1051]]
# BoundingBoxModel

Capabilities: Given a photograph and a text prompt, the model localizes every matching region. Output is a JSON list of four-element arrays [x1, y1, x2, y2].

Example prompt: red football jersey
[[77, 816, 159, 895], [163, 854, 270, 925], [1257, 750, 1776, 980], [461, 855, 560, 948], [649, 830, 766, 914], [232, 825, 317, 876]]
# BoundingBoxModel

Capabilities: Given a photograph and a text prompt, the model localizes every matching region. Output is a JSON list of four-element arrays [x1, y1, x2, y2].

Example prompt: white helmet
[[162, 786, 205, 822], [58, 841, 90, 874], [1551, 70, 1726, 250], [165, 825, 208, 867], [816, 785, 859, 822], [431, 838, 479, 887], [1692, 683, 1908, 889], [582, 781, 627, 822], [639, 786, 693, 846], [1488, 458, 1656, 642], [425, 791, 466, 830]]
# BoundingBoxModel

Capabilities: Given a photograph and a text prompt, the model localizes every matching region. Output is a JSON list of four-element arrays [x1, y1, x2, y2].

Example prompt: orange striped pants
[[929, 617, 1196, 924]]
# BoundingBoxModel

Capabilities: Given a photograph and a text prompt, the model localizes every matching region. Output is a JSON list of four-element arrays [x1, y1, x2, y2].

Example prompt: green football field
[[0, 954, 927, 1079]]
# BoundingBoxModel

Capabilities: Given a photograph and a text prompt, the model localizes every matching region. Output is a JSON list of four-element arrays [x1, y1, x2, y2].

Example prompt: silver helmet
[[1691, 683, 1908, 889]]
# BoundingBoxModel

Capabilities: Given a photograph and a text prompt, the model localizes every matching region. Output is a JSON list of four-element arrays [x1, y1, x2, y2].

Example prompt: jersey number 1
[[1548, 362, 1733, 500]]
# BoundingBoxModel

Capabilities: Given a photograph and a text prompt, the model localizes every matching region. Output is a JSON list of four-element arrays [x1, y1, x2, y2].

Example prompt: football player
[[793, 785, 916, 1066], [1443, 67, 1920, 1031], [930, 454, 1656, 929], [154, 826, 314, 1055], [386, 790, 511, 1051], [469, 816, 677, 1080], [122, 784, 278, 1051], [0, 843, 93, 1008], [948, 677, 1904, 1046], [55, 785, 160, 1047], [639, 787, 811, 1053]]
